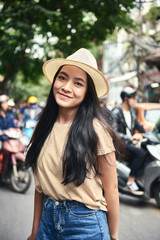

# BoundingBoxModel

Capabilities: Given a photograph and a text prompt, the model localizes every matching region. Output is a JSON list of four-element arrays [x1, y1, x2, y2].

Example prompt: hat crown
[[66, 48, 98, 70]]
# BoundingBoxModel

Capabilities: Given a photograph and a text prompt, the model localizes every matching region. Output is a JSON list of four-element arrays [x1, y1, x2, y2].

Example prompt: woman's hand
[[27, 233, 37, 240]]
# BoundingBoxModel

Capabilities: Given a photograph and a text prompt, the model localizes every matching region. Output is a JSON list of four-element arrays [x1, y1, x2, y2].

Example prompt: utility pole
[[136, 0, 143, 101], [138, 0, 143, 38]]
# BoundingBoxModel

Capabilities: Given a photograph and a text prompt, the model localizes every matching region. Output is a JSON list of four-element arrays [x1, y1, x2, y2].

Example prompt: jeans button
[[55, 201, 59, 205]]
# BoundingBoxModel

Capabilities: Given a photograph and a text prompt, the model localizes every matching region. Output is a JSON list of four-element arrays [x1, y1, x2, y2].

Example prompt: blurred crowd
[[0, 94, 45, 130]]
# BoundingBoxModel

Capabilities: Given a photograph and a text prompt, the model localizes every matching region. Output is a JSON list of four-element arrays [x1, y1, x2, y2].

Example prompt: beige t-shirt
[[34, 119, 115, 211]]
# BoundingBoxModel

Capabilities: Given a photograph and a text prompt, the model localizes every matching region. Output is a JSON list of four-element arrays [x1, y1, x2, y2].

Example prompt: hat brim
[[43, 59, 109, 98]]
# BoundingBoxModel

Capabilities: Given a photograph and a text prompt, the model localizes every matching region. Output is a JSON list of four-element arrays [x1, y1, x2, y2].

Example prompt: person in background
[[7, 98, 20, 125], [0, 95, 19, 141], [7, 98, 16, 115], [39, 101, 46, 109], [112, 87, 146, 194], [0, 94, 20, 176], [25, 48, 124, 240], [114, 101, 119, 108], [99, 98, 115, 129], [22, 96, 41, 123]]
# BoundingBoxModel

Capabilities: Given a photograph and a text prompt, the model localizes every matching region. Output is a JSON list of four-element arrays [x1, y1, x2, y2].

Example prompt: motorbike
[[0, 130, 32, 193], [117, 130, 160, 207]]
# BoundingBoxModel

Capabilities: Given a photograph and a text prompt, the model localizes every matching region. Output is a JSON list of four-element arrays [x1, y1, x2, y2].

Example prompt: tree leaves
[[0, 0, 135, 93]]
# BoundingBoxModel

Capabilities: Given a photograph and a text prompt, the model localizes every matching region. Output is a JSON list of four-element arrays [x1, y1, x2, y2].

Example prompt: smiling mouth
[[58, 93, 72, 99]]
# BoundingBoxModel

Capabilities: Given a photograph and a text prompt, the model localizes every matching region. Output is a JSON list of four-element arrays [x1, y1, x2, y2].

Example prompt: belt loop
[[63, 200, 69, 212], [44, 196, 49, 208]]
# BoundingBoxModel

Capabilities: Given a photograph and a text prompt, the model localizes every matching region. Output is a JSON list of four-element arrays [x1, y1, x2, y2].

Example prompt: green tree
[[146, 4, 160, 25], [0, 0, 135, 93]]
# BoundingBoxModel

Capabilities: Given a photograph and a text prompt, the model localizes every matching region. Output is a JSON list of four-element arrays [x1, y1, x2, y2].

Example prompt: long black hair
[[25, 66, 124, 186]]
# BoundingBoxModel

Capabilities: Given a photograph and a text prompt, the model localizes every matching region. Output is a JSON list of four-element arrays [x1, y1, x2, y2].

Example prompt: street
[[119, 194, 160, 240], [0, 176, 160, 240]]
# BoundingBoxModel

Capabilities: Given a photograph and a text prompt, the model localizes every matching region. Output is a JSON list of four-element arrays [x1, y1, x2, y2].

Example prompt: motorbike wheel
[[153, 183, 160, 208], [10, 161, 32, 193]]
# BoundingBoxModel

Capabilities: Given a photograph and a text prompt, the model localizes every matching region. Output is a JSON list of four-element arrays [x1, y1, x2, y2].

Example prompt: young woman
[[26, 48, 122, 240]]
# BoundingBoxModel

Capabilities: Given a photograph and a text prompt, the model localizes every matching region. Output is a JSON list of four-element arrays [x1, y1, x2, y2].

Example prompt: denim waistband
[[43, 196, 84, 209]]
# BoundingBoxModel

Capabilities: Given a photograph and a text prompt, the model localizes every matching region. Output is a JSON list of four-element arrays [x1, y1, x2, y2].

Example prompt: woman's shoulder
[[93, 118, 106, 133], [93, 118, 115, 154], [93, 118, 113, 138]]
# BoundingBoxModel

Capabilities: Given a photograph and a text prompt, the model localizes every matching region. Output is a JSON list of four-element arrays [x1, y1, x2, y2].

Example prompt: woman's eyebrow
[[59, 71, 85, 83], [59, 71, 68, 77], [74, 77, 85, 83]]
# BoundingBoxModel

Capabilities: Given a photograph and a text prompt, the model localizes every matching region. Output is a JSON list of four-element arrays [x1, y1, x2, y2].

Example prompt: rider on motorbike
[[0, 95, 20, 176], [0, 95, 19, 141], [22, 96, 41, 123], [21, 96, 41, 141], [0, 95, 31, 192], [112, 87, 147, 195]]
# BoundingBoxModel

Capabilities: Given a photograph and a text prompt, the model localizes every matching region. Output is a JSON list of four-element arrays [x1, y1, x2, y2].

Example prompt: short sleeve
[[34, 170, 43, 193], [93, 119, 115, 156]]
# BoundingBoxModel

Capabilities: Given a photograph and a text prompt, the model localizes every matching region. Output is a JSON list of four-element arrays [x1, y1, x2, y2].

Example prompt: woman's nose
[[62, 81, 72, 92]]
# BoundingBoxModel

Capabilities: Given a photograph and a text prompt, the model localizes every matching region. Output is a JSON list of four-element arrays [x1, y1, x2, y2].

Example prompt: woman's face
[[53, 65, 87, 111]]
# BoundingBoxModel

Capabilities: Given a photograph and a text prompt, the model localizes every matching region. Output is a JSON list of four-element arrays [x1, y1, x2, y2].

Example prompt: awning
[[108, 71, 137, 83], [139, 67, 160, 85]]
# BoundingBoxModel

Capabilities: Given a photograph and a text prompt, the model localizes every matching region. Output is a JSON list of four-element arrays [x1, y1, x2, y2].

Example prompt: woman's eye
[[75, 82, 83, 87], [58, 75, 65, 80]]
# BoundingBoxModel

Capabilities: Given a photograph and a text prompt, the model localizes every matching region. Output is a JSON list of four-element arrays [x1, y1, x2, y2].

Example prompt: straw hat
[[43, 48, 109, 97]]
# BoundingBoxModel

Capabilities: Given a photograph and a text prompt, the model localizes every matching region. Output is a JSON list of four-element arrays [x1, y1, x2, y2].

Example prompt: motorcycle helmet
[[28, 96, 38, 104], [7, 98, 15, 107], [120, 87, 137, 101]]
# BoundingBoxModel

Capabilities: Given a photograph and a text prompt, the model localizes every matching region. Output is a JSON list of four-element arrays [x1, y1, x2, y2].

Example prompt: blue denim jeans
[[37, 196, 111, 240]]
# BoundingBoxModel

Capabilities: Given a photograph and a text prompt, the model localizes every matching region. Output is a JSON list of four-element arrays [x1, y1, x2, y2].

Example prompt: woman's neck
[[56, 107, 78, 124]]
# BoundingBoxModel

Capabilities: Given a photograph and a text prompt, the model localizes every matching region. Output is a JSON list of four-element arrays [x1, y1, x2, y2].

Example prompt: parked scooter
[[0, 130, 31, 193], [117, 131, 160, 207]]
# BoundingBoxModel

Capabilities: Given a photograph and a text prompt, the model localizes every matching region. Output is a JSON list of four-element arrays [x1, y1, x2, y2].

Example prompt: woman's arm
[[98, 152, 119, 240], [27, 189, 44, 240]]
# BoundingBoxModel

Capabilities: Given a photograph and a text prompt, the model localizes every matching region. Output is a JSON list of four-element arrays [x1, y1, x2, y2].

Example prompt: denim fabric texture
[[37, 196, 111, 240]]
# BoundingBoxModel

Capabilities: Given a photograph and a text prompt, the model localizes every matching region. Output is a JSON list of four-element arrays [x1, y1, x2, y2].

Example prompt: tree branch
[[1, 0, 15, 13]]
